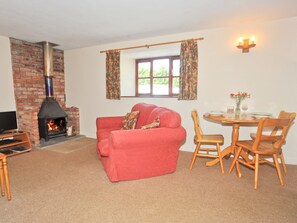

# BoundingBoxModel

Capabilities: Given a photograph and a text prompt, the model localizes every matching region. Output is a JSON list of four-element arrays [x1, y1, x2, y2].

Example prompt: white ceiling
[[1, 0, 297, 50]]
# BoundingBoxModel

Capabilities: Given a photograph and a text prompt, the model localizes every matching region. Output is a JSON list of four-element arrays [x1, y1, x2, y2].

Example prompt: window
[[136, 56, 180, 97]]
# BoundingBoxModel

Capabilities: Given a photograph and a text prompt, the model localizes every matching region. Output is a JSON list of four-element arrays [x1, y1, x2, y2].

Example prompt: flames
[[46, 119, 66, 137], [47, 119, 64, 131]]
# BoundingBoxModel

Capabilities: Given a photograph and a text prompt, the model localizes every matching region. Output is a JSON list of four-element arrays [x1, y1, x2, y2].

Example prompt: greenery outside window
[[136, 56, 180, 97]]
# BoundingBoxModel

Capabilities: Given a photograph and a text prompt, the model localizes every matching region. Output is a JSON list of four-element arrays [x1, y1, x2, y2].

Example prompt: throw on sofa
[[96, 103, 187, 182]]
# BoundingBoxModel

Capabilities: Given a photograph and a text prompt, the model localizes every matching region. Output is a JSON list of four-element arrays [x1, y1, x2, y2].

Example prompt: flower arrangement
[[230, 91, 250, 114], [230, 91, 250, 101]]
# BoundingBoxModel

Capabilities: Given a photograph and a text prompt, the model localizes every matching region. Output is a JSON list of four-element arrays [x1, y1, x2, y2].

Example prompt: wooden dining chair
[[189, 110, 224, 174], [0, 154, 11, 201], [229, 116, 294, 189], [250, 111, 296, 173]]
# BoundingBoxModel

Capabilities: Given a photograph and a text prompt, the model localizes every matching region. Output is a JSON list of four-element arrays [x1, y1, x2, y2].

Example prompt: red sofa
[[96, 103, 186, 182]]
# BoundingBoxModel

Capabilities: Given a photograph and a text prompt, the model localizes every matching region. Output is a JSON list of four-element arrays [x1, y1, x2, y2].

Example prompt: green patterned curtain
[[178, 39, 198, 100], [106, 50, 121, 100]]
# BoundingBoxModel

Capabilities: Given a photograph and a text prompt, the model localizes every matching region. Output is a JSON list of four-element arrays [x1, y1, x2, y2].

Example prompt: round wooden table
[[203, 112, 261, 167]]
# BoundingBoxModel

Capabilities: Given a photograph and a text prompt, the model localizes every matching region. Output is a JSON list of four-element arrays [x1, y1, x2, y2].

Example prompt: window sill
[[121, 95, 178, 98]]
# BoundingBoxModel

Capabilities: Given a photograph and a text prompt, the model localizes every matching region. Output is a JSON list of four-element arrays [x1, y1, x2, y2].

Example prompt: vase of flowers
[[230, 91, 250, 116]]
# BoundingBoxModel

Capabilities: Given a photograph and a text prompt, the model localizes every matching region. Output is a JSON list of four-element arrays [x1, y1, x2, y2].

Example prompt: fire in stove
[[46, 118, 66, 136], [48, 119, 60, 131]]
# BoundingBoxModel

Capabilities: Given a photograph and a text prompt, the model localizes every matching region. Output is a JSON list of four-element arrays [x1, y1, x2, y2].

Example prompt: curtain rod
[[99, 37, 204, 53]]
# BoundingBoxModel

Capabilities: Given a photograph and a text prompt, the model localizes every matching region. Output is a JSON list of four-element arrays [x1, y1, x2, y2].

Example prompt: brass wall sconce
[[237, 36, 256, 53]]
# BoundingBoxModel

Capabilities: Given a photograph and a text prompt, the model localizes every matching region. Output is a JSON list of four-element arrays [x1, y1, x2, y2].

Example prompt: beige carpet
[[43, 137, 95, 154], [1, 138, 297, 223]]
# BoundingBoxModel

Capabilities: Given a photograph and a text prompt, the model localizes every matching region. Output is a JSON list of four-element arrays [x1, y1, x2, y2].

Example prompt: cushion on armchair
[[141, 117, 160, 129], [121, 110, 140, 130]]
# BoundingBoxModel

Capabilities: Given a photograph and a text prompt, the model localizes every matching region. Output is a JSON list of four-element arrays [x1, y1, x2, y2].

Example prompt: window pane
[[153, 78, 169, 95], [138, 78, 150, 94], [173, 77, 180, 94], [153, 59, 169, 77], [138, 62, 150, 78], [173, 60, 180, 76]]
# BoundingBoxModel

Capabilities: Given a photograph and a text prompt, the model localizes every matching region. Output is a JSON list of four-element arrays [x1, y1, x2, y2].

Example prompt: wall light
[[237, 36, 256, 53]]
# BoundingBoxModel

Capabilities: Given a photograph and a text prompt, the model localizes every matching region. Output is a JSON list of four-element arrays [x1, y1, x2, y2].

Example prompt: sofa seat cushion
[[98, 139, 109, 156]]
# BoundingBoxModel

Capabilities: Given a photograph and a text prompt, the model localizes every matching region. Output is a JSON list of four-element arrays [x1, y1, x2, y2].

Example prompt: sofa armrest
[[109, 127, 186, 149], [96, 116, 124, 129]]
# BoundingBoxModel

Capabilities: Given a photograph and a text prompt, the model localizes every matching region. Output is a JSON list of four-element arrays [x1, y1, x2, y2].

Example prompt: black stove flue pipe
[[45, 76, 53, 98], [42, 41, 58, 98]]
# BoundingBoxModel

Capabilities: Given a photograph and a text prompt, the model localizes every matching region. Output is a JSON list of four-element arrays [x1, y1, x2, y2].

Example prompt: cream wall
[[0, 36, 16, 111], [120, 57, 135, 96], [65, 17, 297, 164]]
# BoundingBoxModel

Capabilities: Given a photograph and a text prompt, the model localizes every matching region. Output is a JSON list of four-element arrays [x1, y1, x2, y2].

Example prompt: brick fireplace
[[10, 38, 80, 146]]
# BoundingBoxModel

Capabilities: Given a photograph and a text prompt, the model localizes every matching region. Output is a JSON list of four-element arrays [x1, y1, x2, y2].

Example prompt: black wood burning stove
[[38, 98, 67, 141], [38, 42, 67, 141]]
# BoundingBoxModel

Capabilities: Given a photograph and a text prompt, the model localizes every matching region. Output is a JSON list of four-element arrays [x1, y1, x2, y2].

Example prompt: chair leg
[[229, 147, 242, 174], [190, 143, 201, 170], [216, 143, 224, 174], [2, 157, 11, 200], [273, 154, 284, 187], [235, 160, 242, 178], [279, 152, 287, 174], [0, 160, 4, 197], [254, 154, 259, 190]]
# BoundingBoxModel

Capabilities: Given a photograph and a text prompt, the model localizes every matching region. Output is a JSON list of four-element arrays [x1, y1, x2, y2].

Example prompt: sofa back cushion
[[147, 107, 181, 128], [131, 103, 158, 129]]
